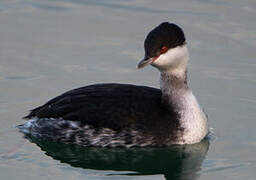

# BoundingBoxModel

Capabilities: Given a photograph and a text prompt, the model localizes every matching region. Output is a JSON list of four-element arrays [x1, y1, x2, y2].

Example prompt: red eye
[[160, 46, 168, 54]]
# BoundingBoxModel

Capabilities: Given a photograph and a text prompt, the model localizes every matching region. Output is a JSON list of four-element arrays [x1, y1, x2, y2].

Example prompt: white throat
[[157, 45, 208, 144], [152, 44, 189, 77]]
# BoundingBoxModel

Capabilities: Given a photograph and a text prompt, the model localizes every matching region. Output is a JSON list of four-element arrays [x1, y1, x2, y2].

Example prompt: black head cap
[[144, 22, 186, 59]]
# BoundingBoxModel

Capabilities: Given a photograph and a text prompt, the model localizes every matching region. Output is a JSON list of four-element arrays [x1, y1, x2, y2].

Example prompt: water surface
[[0, 0, 256, 179]]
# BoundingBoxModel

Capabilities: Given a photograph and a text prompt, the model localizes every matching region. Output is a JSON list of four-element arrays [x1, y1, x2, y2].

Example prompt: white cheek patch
[[153, 45, 189, 69]]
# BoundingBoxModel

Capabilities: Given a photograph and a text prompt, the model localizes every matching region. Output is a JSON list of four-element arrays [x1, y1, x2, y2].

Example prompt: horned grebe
[[19, 22, 208, 147]]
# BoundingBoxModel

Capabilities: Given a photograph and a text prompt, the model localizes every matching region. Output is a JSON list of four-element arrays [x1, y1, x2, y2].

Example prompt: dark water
[[1, 0, 256, 179]]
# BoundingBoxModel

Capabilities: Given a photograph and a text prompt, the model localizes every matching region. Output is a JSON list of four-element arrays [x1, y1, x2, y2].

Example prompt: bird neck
[[160, 69, 188, 110], [160, 68, 208, 144]]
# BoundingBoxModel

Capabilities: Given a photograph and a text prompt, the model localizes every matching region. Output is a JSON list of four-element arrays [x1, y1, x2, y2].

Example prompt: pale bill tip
[[137, 57, 154, 69]]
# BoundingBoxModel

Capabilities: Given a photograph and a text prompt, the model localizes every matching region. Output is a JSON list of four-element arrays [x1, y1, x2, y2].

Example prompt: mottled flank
[[19, 118, 167, 147]]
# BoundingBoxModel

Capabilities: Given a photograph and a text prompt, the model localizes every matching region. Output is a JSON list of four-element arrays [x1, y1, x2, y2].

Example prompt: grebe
[[19, 22, 208, 147]]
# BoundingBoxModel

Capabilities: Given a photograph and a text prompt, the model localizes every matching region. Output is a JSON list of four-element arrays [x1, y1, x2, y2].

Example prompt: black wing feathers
[[24, 83, 181, 142]]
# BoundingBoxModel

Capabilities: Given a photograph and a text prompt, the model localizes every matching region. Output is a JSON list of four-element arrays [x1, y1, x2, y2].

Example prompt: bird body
[[19, 22, 208, 147]]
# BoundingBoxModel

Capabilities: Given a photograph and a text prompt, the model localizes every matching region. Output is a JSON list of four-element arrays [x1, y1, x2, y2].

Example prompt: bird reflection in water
[[28, 137, 209, 180]]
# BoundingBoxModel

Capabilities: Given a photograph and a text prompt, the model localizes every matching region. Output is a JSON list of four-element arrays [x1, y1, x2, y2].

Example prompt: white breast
[[178, 90, 208, 144]]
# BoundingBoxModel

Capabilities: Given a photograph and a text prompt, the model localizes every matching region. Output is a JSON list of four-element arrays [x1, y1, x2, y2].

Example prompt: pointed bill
[[137, 57, 155, 69]]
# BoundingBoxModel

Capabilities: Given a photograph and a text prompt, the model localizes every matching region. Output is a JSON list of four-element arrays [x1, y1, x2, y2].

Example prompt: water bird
[[19, 22, 208, 147]]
